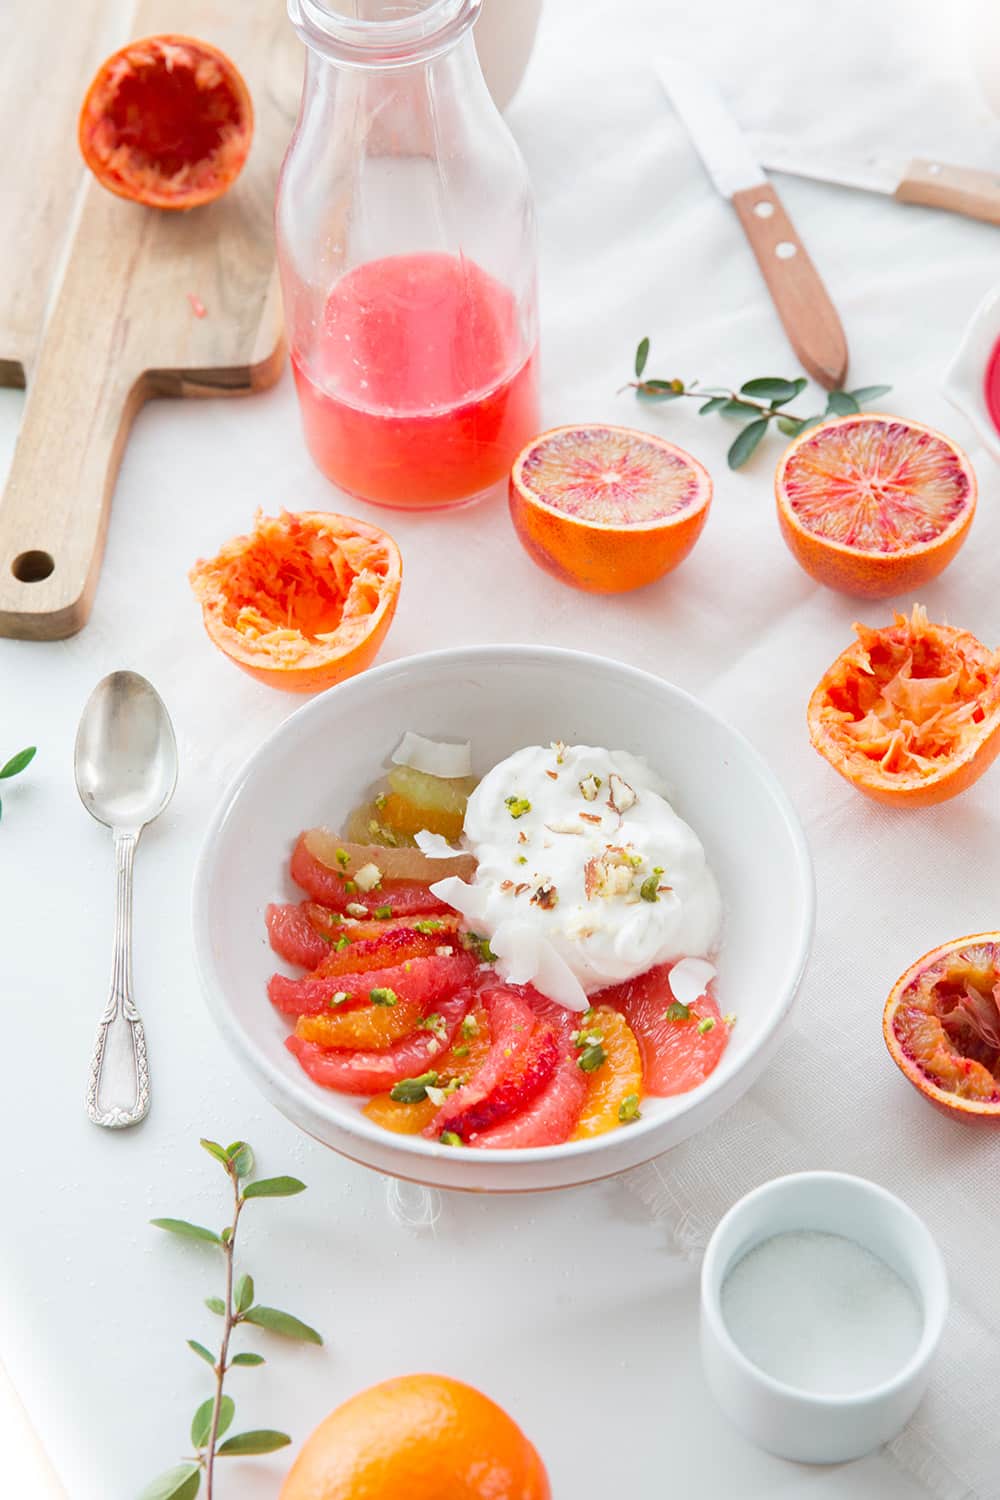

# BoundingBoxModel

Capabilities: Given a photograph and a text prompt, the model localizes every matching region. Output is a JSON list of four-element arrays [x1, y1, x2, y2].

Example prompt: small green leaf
[[634, 336, 650, 378], [739, 377, 799, 402], [698, 395, 729, 414], [235, 1273, 255, 1313], [137, 1463, 201, 1500], [199, 1138, 230, 1166], [727, 418, 769, 469], [847, 383, 892, 405], [220, 1226, 233, 1245], [243, 1305, 323, 1344], [150, 1219, 221, 1246], [776, 416, 804, 437], [242, 1176, 307, 1199], [187, 1340, 216, 1367], [227, 1141, 255, 1178], [825, 389, 859, 415], [191, 1394, 234, 1448], [217, 1430, 292, 1457], [230, 1352, 265, 1367], [0, 746, 35, 780], [205, 1296, 226, 1316], [720, 399, 760, 416]]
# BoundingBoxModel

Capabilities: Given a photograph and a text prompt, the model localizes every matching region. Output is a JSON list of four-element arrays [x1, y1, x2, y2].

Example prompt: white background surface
[[3, 0, 1000, 1495]]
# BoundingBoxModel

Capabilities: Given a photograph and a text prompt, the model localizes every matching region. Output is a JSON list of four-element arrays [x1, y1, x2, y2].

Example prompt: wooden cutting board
[[0, 0, 301, 640]]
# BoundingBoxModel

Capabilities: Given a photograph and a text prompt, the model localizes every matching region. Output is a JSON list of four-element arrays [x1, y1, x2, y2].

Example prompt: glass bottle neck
[[288, 0, 483, 69]]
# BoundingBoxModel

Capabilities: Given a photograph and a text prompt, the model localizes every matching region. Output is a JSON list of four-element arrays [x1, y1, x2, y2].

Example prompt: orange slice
[[509, 424, 712, 593], [363, 1002, 491, 1135], [570, 1006, 643, 1139], [775, 414, 976, 598], [78, 35, 253, 210], [189, 510, 401, 693], [807, 606, 1000, 806], [295, 997, 424, 1052], [884, 935, 1000, 1121]]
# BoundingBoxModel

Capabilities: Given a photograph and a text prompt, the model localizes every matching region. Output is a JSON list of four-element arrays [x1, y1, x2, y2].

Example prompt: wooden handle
[[0, 290, 146, 640], [731, 182, 849, 390], [895, 159, 1000, 225]]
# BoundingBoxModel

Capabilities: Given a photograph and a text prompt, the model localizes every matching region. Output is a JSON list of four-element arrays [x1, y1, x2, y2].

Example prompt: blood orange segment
[[268, 951, 477, 1018], [571, 1006, 643, 1139], [509, 424, 712, 594], [598, 961, 728, 1097], [189, 511, 402, 694], [295, 997, 424, 1051], [78, 34, 253, 210], [775, 414, 976, 598], [426, 986, 554, 1141], [472, 1049, 587, 1149], [312, 924, 458, 978], [266, 902, 330, 970], [289, 833, 449, 917], [363, 1002, 492, 1134], [287, 989, 472, 1094], [808, 606, 1000, 807], [884, 935, 1000, 1120]]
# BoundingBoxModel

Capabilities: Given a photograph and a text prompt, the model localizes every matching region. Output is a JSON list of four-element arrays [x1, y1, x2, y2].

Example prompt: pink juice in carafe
[[291, 252, 539, 510]]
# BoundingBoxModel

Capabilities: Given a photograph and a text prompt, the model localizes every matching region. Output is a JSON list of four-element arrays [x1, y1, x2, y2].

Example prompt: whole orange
[[279, 1374, 551, 1500]]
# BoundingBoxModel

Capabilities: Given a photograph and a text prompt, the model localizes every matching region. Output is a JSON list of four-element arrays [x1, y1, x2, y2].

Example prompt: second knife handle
[[731, 182, 849, 391], [896, 160, 1000, 226]]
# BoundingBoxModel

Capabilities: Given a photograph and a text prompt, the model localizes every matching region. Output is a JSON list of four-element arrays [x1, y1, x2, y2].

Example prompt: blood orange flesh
[[509, 424, 712, 593], [287, 988, 472, 1094], [268, 951, 476, 1018], [808, 606, 1000, 806], [776, 414, 976, 598], [884, 936, 1000, 1120], [78, 35, 253, 210]]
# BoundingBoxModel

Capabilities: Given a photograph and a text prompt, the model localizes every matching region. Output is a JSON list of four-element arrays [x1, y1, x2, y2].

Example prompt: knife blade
[[749, 130, 1000, 226], [657, 60, 849, 390]]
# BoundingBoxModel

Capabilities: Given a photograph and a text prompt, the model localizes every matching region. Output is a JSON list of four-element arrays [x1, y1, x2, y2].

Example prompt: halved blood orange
[[883, 936, 1000, 1121], [189, 511, 401, 693], [807, 606, 1000, 806], [509, 424, 712, 593], [78, 35, 253, 210], [775, 414, 976, 598]]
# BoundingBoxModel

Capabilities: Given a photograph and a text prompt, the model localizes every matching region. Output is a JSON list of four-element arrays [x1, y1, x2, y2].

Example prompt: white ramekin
[[700, 1172, 948, 1465]]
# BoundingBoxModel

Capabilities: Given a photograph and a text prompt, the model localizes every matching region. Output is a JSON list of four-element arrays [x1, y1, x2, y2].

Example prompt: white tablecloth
[[3, 0, 999, 1495]]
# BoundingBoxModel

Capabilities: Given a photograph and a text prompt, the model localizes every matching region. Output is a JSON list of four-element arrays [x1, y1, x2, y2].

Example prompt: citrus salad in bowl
[[265, 732, 732, 1149]]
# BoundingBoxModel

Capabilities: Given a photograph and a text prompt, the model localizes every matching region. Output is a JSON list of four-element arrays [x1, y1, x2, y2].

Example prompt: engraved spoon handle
[[86, 830, 150, 1128]]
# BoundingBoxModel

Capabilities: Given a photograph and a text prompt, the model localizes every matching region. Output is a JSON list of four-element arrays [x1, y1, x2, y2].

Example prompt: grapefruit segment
[[266, 902, 330, 970], [884, 935, 1000, 1120], [597, 961, 728, 1097], [78, 34, 252, 210], [571, 1006, 643, 1139], [287, 988, 472, 1094], [509, 424, 712, 594], [363, 1002, 492, 1135], [775, 414, 976, 598], [471, 1049, 587, 1149], [289, 833, 449, 916], [808, 606, 1000, 806], [268, 951, 476, 1018]]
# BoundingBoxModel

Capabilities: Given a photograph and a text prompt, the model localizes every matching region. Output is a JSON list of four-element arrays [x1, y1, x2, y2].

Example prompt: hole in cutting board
[[11, 550, 54, 582]]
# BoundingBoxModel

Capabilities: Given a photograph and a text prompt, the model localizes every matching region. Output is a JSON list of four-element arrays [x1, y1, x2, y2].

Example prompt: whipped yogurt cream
[[430, 743, 721, 1010]]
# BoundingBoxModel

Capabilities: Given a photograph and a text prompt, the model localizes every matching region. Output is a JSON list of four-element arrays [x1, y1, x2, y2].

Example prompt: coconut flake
[[428, 876, 490, 923], [488, 920, 589, 1012], [392, 731, 472, 779], [415, 830, 463, 858], [669, 957, 717, 1008]]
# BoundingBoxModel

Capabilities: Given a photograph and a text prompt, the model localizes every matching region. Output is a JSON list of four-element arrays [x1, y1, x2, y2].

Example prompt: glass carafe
[[277, 0, 540, 511]]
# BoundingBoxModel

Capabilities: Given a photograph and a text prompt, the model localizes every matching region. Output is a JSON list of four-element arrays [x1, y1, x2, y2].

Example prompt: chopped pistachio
[[577, 1043, 607, 1073], [439, 1131, 464, 1147], [697, 1017, 716, 1035], [369, 986, 398, 1007], [452, 1044, 470, 1058], [335, 936, 351, 951], [504, 795, 532, 819], [664, 1001, 690, 1022], [579, 774, 602, 801], [374, 792, 387, 810], [335, 848, 349, 869], [343, 880, 357, 894], [461, 1013, 480, 1039], [417, 1012, 447, 1038], [516, 854, 528, 865], [723, 1013, 737, 1027], [345, 902, 367, 918], [373, 904, 393, 919], [639, 875, 660, 903], [414, 919, 443, 934], [461, 931, 497, 963], [390, 1071, 438, 1103], [354, 862, 383, 893], [618, 1093, 641, 1124], [425, 1078, 462, 1107]]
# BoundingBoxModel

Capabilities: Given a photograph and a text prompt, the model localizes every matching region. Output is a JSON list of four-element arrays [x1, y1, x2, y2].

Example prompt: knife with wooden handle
[[657, 61, 849, 390]]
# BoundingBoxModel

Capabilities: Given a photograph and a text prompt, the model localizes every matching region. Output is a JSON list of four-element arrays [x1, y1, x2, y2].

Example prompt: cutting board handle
[[0, 319, 146, 640]]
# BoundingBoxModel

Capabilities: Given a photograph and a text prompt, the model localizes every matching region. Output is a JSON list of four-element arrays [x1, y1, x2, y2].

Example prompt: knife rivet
[[753, 200, 775, 218], [927, 162, 941, 175], [775, 241, 797, 259]]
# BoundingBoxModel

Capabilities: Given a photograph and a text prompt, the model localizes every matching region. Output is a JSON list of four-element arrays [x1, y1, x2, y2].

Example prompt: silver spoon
[[75, 671, 178, 1128]]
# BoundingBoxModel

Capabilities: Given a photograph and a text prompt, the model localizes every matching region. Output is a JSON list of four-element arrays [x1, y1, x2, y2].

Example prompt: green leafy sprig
[[0, 746, 35, 822], [628, 338, 891, 470], [140, 1139, 321, 1500]]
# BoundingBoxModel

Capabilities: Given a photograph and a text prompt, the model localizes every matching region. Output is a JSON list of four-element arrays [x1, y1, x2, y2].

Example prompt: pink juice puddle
[[291, 252, 539, 510], [986, 334, 1000, 438]]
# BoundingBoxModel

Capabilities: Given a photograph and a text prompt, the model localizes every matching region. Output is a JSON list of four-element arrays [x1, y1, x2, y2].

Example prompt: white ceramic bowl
[[700, 1172, 948, 1464], [943, 281, 1000, 462], [193, 646, 814, 1192]]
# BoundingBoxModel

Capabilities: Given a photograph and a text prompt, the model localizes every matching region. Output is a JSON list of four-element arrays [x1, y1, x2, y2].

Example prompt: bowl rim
[[192, 643, 816, 1166]]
